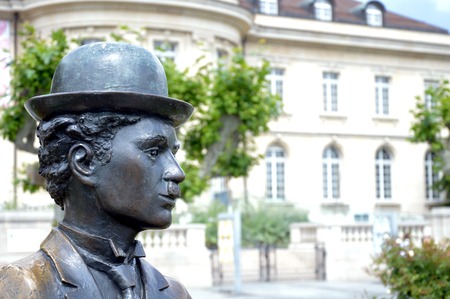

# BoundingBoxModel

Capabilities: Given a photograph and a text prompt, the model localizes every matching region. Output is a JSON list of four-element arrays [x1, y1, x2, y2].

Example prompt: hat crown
[[51, 42, 168, 97], [25, 42, 194, 127]]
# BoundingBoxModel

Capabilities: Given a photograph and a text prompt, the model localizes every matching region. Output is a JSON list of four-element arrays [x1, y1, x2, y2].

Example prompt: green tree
[[165, 51, 282, 201], [241, 204, 308, 247], [0, 24, 69, 153], [410, 80, 450, 200]]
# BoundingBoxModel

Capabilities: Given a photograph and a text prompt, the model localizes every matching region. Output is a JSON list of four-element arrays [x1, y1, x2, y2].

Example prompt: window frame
[[259, 0, 278, 15], [375, 76, 390, 116], [153, 40, 178, 63], [265, 145, 286, 201], [322, 146, 340, 200], [424, 79, 439, 109], [366, 4, 383, 27], [425, 151, 441, 201], [268, 68, 284, 100], [323, 72, 339, 112], [314, 0, 333, 21], [375, 148, 392, 200]]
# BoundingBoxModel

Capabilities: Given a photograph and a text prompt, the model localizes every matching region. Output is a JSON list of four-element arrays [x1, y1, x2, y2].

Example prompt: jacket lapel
[[139, 258, 170, 298], [40, 228, 103, 299]]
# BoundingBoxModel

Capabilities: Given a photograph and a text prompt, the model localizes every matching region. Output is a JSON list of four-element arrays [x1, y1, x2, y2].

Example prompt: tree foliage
[[165, 52, 282, 201], [190, 201, 307, 248], [410, 80, 450, 200], [368, 237, 450, 298], [0, 24, 69, 152], [241, 204, 308, 247]]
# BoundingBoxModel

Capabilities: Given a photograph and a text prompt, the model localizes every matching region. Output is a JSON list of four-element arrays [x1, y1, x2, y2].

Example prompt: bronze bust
[[0, 42, 194, 298]]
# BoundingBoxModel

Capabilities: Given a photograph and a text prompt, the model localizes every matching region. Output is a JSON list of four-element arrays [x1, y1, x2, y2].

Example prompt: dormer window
[[366, 4, 383, 26], [314, 0, 333, 21], [259, 0, 278, 15]]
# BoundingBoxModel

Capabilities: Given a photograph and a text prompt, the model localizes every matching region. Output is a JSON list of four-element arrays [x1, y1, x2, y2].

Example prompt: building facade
[[1, 0, 450, 225]]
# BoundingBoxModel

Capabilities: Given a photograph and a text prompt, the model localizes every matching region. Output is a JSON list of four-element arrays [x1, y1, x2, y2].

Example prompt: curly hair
[[37, 112, 141, 209]]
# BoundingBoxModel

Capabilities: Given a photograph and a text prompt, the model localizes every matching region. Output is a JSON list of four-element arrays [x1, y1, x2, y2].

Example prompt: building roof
[[239, 0, 448, 34]]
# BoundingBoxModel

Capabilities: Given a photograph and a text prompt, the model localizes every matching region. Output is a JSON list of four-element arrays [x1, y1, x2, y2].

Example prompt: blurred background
[[1, 0, 450, 297]]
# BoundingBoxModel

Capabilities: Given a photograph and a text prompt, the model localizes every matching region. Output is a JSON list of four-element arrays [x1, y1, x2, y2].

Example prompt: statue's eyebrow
[[135, 135, 167, 148]]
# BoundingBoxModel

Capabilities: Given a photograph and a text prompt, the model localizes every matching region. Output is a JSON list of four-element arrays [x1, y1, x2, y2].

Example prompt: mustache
[[167, 181, 181, 199]]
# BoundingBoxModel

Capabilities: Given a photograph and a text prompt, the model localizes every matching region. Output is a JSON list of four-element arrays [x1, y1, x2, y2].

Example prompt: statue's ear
[[68, 143, 96, 186]]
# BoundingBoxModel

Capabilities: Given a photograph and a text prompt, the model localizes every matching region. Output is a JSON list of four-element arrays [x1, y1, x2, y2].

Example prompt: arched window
[[425, 151, 440, 200], [375, 148, 392, 199], [323, 146, 340, 199], [366, 4, 383, 26], [265, 146, 285, 201], [314, 0, 333, 21]]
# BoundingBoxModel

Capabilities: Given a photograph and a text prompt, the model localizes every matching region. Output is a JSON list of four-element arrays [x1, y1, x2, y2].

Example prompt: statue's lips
[[159, 194, 176, 209]]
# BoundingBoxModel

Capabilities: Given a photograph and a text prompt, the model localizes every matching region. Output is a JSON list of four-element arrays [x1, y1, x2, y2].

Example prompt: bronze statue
[[0, 42, 194, 298]]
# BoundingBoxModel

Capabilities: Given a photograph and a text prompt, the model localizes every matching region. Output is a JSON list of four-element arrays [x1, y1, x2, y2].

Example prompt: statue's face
[[92, 116, 185, 230]]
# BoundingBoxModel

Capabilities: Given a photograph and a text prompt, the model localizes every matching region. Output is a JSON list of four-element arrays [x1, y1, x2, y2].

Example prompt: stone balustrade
[[137, 224, 206, 251], [290, 221, 429, 247], [289, 220, 431, 281]]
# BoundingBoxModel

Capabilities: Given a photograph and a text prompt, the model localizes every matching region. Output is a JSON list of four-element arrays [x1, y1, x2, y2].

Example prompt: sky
[[381, 0, 450, 33]]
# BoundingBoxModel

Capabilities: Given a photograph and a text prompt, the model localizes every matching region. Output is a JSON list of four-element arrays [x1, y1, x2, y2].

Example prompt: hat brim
[[25, 91, 194, 127]]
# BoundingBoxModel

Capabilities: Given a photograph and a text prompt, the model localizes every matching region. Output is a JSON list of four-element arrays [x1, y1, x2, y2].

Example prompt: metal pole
[[233, 210, 242, 294]]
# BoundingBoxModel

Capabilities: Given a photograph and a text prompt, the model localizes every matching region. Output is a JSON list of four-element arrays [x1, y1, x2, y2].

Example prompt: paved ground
[[189, 281, 392, 299]]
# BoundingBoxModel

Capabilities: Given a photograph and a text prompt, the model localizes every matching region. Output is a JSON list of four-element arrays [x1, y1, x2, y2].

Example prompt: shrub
[[189, 201, 308, 249], [368, 237, 450, 298]]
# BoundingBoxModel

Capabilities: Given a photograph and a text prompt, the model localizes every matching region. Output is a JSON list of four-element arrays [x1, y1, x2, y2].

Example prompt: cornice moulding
[[248, 25, 450, 57], [3, 0, 253, 33]]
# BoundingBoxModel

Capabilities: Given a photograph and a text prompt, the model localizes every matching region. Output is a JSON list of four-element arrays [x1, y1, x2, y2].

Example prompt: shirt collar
[[58, 222, 146, 264]]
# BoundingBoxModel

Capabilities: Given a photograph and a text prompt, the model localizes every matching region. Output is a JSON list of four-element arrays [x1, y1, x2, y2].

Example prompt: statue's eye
[[144, 147, 159, 159]]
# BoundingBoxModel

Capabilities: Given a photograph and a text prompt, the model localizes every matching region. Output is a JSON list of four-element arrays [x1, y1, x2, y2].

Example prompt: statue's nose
[[163, 155, 185, 184]]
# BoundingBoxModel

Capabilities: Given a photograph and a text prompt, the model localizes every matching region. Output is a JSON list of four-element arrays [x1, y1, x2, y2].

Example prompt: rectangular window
[[323, 72, 338, 112], [331, 164, 340, 198], [268, 68, 284, 100], [322, 163, 328, 198], [424, 80, 438, 109], [153, 41, 177, 63], [375, 76, 390, 115], [376, 164, 392, 199], [266, 161, 273, 199], [383, 165, 391, 198], [314, 0, 332, 21], [276, 162, 285, 199], [266, 147, 285, 201], [425, 152, 441, 201], [366, 5, 383, 26], [354, 214, 369, 223], [259, 0, 278, 15], [323, 147, 340, 200]]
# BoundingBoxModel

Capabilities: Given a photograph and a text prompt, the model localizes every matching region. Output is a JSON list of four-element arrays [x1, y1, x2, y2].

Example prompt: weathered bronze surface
[[0, 42, 194, 299]]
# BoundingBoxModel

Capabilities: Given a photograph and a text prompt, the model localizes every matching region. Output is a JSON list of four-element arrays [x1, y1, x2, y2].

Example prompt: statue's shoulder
[[0, 251, 60, 299]]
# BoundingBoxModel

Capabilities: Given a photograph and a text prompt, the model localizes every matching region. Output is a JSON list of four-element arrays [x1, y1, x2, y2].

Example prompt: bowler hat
[[25, 42, 194, 127]]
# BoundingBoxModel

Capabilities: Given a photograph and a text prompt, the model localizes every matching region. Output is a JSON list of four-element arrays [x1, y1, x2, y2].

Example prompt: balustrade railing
[[137, 224, 206, 251], [290, 221, 428, 246]]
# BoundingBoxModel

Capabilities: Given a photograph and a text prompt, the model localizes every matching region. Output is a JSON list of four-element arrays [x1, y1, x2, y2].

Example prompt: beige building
[[1, 0, 450, 226]]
